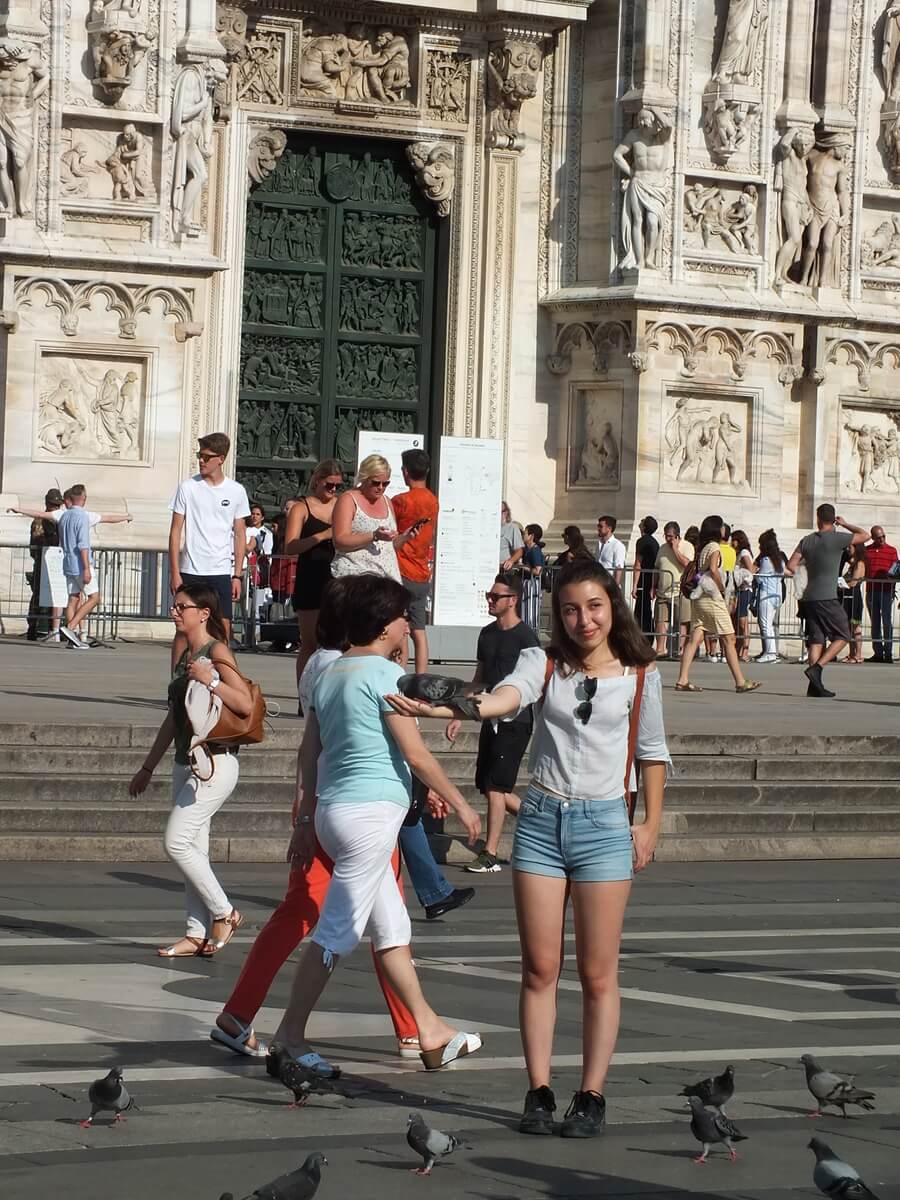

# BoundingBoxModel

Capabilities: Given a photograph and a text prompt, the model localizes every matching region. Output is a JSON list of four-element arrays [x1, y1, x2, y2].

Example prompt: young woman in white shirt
[[387, 560, 670, 1139]]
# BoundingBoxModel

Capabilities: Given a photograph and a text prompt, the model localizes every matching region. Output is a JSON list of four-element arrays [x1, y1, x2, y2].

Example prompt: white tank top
[[331, 493, 401, 581]]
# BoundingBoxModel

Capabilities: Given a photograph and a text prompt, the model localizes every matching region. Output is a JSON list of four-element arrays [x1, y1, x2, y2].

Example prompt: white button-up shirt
[[597, 535, 626, 575]]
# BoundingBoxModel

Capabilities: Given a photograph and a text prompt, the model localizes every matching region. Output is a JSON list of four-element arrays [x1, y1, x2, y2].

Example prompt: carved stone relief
[[232, 30, 285, 105], [710, 0, 768, 85], [773, 130, 851, 290], [35, 349, 148, 463], [486, 38, 543, 150], [661, 391, 752, 493], [613, 108, 673, 270], [701, 94, 758, 165], [0, 39, 49, 218], [171, 59, 227, 237], [339, 276, 418, 335], [334, 407, 415, 462], [841, 405, 900, 496], [880, 4, 900, 181], [237, 399, 317, 461], [243, 270, 323, 329], [406, 141, 454, 217], [246, 204, 322, 261], [342, 212, 421, 270], [861, 214, 900, 270], [425, 50, 470, 123], [568, 387, 622, 489], [298, 22, 412, 106], [240, 334, 321, 393], [87, 3, 153, 105], [59, 122, 157, 203], [14, 276, 195, 341], [336, 343, 417, 401], [247, 128, 286, 185], [683, 180, 759, 254]]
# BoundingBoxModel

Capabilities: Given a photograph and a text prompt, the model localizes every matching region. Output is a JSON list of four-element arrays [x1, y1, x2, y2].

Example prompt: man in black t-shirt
[[447, 572, 540, 873], [631, 515, 659, 641]]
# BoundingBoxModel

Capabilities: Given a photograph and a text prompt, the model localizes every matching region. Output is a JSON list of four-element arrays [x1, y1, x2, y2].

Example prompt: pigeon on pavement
[[267, 1044, 328, 1108], [809, 1137, 880, 1199], [407, 1112, 460, 1176], [80, 1066, 134, 1127], [220, 1152, 327, 1200], [687, 1095, 747, 1163], [679, 1065, 735, 1114], [801, 1055, 876, 1118]]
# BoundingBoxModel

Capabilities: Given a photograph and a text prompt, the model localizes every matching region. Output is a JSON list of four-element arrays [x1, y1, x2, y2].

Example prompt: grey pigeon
[[221, 1152, 327, 1200], [679, 1065, 735, 1114], [801, 1055, 876, 1118], [80, 1066, 134, 1127], [809, 1137, 880, 1199], [407, 1111, 460, 1176], [266, 1044, 328, 1108], [687, 1095, 747, 1163]]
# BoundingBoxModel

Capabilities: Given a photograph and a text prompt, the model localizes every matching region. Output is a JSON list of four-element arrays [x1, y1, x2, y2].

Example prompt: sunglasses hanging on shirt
[[575, 676, 598, 725]]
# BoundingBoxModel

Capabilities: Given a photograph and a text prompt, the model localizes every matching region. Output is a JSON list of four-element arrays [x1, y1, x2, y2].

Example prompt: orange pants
[[225, 842, 417, 1041]]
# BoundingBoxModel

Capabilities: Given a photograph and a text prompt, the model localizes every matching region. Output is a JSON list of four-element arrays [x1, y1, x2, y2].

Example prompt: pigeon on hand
[[80, 1066, 135, 1127], [687, 1095, 747, 1163], [222, 1152, 328, 1200], [809, 1137, 880, 1199], [801, 1055, 876, 1118], [407, 1112, 460, 1176], [679, 1065, 735, 1115], [267, 1044, 327, 1108]]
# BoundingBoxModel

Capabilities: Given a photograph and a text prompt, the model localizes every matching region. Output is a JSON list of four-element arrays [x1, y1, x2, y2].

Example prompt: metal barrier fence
[[2, 541, 898, 661]]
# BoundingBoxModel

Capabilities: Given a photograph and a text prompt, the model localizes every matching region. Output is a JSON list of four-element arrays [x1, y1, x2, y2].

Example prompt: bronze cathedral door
[[236, 133, 445, 509]]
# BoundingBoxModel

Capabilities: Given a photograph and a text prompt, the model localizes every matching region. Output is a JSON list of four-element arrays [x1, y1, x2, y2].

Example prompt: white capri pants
[[166, 758, 237, 939], [312, 801, 411, 962]]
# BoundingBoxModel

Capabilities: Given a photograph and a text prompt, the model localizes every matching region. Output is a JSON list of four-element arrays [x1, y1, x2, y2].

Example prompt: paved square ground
[[0, 861, 897, 1199]]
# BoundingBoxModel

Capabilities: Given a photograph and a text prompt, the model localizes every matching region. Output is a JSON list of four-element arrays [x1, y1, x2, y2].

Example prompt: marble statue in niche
[[711, 0, 769, 84], [861, 216, 900, 269], [798, 134, 851, 289], [843, 411, 900, 495], [684, 182, 758, 253], [702, 96, 758, 164], [882, 3, 900, 101], [579, 418, 619, 485], [664, 396, 747, 488], [298, 23, 410, 104], [171, 59, 228, 237], [613, 108, 672, 270], [773, 128, 815, 285], [37, 355, 144, 461], [90, 26, 153, 102], [0, 40, 49, 218]]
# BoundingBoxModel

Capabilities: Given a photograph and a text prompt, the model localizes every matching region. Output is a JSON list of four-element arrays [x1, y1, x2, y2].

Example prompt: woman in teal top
[[128, 583, 252, 958], [270, 573, 484, 1071]]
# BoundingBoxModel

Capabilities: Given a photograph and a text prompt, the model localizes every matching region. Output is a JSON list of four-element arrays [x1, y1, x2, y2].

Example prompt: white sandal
[[420, 1031, 482, 1071], [398, 1037, 421, 1060], [210, 1014, 268, 1058]]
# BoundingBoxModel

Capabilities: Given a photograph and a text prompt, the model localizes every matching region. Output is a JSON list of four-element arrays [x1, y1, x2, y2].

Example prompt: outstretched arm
[[99, 512, 133, 524]]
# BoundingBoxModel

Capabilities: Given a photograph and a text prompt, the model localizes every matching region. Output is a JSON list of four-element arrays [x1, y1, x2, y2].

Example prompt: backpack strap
[[624, 666, 647, 823], [541, 653, 554, 700]]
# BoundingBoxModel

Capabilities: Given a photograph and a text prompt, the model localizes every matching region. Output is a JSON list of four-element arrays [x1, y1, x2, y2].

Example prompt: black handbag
[[404, 774, 428, 827]]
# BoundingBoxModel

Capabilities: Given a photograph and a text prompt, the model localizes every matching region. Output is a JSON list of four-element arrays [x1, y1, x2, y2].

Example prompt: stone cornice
[[247, 1, 587, 31]]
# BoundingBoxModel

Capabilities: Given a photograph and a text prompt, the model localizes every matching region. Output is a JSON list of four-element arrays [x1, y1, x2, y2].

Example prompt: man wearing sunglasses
[[448, 572, 539, 874], [168, 432, 251, 661]]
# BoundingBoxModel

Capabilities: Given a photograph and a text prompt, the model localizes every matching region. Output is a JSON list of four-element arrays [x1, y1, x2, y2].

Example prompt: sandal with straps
[[157, 935, 207, 958], [201, 909, 243, 956]]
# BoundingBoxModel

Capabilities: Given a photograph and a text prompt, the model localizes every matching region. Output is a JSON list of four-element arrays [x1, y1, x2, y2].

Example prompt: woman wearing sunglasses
[[387, 560, 669, 1139], [331, 453, 416, 585], [285, 459, 344, 691], [128, 583, 252, 958]]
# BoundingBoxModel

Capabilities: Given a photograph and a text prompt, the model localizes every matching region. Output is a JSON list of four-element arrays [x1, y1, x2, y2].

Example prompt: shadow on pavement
[[109, 870, 282, 911]]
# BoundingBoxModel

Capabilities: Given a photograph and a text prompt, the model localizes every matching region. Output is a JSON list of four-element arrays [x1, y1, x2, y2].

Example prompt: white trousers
[[757, 597, 780, 656], [313, 801, 411, 960], [166, 759, 237, 939]]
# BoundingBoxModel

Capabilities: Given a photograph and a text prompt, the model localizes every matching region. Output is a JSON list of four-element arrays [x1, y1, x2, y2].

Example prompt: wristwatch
[[208, 678, 220, 692]]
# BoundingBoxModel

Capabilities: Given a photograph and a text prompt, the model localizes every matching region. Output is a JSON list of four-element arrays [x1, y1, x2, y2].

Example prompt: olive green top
[[168, 641, 216, 765]]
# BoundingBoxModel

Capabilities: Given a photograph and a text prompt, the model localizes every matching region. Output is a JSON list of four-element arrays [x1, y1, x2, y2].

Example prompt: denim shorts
[[511, 783, 633, 882]]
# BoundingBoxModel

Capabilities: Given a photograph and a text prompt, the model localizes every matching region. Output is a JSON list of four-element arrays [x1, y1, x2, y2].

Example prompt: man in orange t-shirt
[[393, 448, 439, 672]]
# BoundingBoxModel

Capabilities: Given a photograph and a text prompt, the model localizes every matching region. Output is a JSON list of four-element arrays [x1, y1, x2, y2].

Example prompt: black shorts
[[475, 720, 532, 794], [179, 572, 233, 620], [804, 597, 851, 646], [735, 590, 751, 620], [401, 577, 430, 631]]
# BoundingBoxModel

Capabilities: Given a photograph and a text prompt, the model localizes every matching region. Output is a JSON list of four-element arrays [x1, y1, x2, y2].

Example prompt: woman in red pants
[[210, 583, 419, 1067]]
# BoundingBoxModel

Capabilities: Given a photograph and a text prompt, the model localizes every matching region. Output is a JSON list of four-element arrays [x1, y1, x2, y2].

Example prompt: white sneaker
[[755, 654, 778, 664], [60, 626, 83, 648]]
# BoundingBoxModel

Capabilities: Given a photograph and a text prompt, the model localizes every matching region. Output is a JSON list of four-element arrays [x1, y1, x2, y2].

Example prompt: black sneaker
[[560, 1090, 606, 1138], [424, 887, 475, 921], [519, 1085, 556, 1135]]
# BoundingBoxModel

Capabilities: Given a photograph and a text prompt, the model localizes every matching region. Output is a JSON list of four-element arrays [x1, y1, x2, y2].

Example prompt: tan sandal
[[157, 935, 207, 958], [735, 680, 761, 693], [201, 909, 243, 956], [674, 682, 703, 692]]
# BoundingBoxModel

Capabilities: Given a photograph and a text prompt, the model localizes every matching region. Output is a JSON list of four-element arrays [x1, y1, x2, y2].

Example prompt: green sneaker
[[465, 850, 501, 873]]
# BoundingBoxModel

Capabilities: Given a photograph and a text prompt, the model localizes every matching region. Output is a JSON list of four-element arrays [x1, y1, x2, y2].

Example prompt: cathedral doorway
[[236, 133, 446, 509]]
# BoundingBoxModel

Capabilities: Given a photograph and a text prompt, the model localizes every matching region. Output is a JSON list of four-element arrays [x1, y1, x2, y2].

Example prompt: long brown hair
[[548, 560, 655, 672], [174, 583, 228, 644]]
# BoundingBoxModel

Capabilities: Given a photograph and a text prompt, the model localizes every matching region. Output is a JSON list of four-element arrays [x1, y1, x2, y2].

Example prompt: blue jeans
[[398, 819, 452, 908], [866, 585, 895, 660]]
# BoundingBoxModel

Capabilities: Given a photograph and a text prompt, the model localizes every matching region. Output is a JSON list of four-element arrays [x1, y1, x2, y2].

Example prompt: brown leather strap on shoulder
[[542, 654, 554, 699], [624, 667, 647, 822]]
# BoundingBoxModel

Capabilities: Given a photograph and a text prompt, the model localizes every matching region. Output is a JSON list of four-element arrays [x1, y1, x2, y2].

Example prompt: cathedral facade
[[2, 0, 900, 555]]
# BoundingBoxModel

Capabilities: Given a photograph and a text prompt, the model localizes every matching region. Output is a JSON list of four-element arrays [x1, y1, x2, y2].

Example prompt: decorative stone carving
[[233, 31, 283, 104], [0, 39, 48, 218], [825, 335, 900, 392], [103, 123, 155, 200], [702, 94, 758, 165], [662, 393, 751, 491], [215, 4, 247, 58], [861, 216, 900, 269], [841, 407, 900, 495], [247, 128, 286, 185], [171, 59, 227, 237], [14, 276, 194, 341], [545, 319, 633, 376], [59, 142, 94, 197], [798, 134, 851, 289], [406, 141, 454, 217], [89, 23, 153, 102], [882, 2, 900, 102], [569, 388, 621, 488], [711, 0, 769, 84], [613, 108, 672, 270], [240, 334, 321, 392], [35, 350, 148, 463], [643, 319, 802, 387], [485, 38, 543, 151], [298, 23, 411, 105], [683, 182, 759, 253], [773, 127, 815, 286], [426, 50, 470, 123]]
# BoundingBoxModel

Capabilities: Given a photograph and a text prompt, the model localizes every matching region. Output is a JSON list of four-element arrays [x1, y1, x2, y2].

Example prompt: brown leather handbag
[[198, 659, 267, 751]]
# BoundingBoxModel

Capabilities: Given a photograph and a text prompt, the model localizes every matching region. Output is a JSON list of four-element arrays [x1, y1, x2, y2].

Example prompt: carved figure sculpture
[[705, 99, 737, 157], [712, 412, 743, 484], [684, 182, 708, 232], [406, 141, 454, 217], [171, 58, 227, 237], [235, 33, 283, 104], [427, 51, 468, 119], [665, 397, 710, 470], [729, 184, 758, 253], [115, 123, 154, 198], [711, 0, 769, 84], [579, 406, 619, 484], [298, 29, 347, 97], [92, 0, 142, 12], [298, 23, 411, 104], [118, 370, 140, 452], [863, 215, 900, 268], [60, 143, 93, 197], [0, 40, 49, 218], [886, 112, 900, 179], [845, 421, 876, 493], [248, 128, 287, 185], [773, 128, 815, 284], [91, 370, 124, 454], [799, 133, 851, 289], [613, 107, 673, 270], [486, 38, 543, 149], [699, 188, 742, 253], [104, 145, 135, 199], [367, 29, 410, 103], [91, 27, 153, 101], [883, 2, 900, 100], [38, 381, 84, 454]]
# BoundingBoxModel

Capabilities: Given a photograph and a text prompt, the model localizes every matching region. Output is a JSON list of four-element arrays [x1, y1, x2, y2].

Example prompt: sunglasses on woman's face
[[321, 480, 341, 492], [367, 479, 389, 490], [575, 676, 598, 725]]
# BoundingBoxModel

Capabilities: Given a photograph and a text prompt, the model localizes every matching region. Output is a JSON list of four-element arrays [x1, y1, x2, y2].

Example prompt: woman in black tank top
[[284, 459, 344, 690]]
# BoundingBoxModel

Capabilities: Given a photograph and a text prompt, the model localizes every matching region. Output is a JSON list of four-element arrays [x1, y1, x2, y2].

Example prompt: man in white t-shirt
[[595, 514, 626, 585], [168, 431, 250, 656]]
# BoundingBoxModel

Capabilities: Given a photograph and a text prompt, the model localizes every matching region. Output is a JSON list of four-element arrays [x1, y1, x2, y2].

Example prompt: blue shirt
[[524, 545, 545, 569], [58, 507, 99, 576], [756, 556, 783, 603], [311, 654, 411, 808]]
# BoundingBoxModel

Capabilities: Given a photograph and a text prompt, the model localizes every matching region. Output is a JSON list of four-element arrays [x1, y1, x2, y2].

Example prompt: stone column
[[479, 149, 518, 440], [775, 0, 818, 131], [621, 0, 675, 114], [177, 0, 225, 62], [0, 0, 46, 39], [815, 3, 854, 130]]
